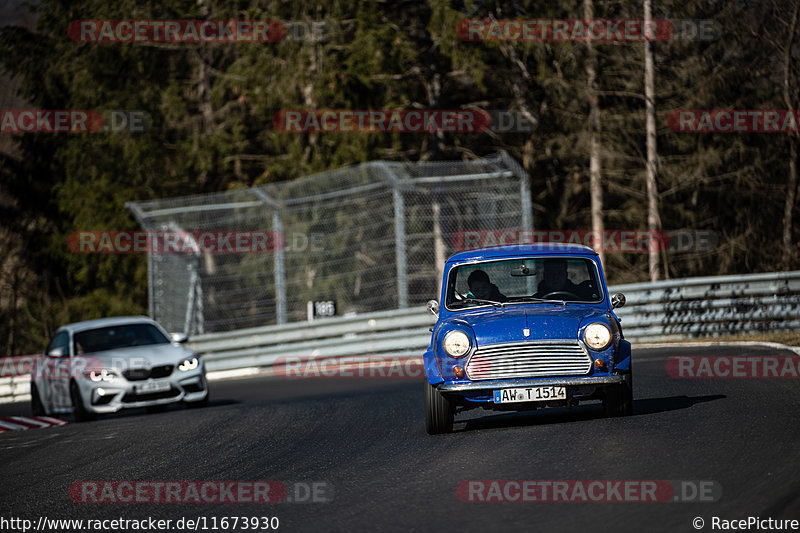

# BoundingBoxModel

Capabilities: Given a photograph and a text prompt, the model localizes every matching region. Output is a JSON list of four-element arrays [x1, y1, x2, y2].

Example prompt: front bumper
[[77, 369, 208, 414], [437, 374, 624, 409], [437, 375, 623, 392]]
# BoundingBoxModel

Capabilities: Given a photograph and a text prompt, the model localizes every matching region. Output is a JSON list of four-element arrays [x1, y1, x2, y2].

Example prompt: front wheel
[[603, 374, 633, 417], [425, 382, 454, 434], [30, 383, 46, 416], [70, 381, 97, 422]]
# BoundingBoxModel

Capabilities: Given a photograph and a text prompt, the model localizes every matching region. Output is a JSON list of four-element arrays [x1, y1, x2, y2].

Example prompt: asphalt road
[[2, 344, 799, 532]]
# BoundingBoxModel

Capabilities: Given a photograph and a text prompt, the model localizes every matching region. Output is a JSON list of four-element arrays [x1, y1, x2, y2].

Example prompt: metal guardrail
[[190, 308, 437, 373], [0, 374, 30, 404], [612, 271, 800, 341], [190, 270, 800, 371], [2, 271, 799, 404]]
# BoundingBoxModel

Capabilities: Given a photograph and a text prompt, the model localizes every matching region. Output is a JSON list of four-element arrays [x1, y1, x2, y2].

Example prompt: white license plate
[[493, 386, 566, 404], [135, 381, 171, 394]]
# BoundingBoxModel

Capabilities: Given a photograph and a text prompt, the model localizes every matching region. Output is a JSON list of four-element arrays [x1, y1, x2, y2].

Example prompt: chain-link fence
[[126, 151, 531, 335]]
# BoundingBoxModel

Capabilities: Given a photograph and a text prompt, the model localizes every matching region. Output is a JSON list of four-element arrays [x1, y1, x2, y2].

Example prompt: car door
[[36, 331, 69, 411], [44, 331, 72, 412]]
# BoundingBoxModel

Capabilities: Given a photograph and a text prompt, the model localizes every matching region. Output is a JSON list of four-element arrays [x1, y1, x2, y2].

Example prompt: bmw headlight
[[583, 323, 612, 351], [178, 357, 199, 371], [443, 330, 471, 358], [86, 369, 116, 382]]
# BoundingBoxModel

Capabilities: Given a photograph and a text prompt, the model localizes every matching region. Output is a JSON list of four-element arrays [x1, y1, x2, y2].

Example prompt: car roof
[[447, 243, 598, 263], [57, 316, 158, 335]]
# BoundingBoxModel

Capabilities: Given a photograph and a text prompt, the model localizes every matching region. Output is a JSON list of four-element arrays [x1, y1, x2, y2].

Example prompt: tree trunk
[[644, 0, 661, 280], [584, 0, 603, 265], [782, 1, 800, 271]]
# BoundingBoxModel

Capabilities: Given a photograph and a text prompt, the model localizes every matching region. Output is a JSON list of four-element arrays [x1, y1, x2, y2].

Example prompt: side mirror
[[426, 300, 439, 317], [47, 346, 66, 357], [611, 293, 626, 309], [171, 332, 189, 343]]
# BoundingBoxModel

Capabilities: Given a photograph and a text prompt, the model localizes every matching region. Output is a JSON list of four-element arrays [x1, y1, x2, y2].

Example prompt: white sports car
[[30, 316, 208, 421]]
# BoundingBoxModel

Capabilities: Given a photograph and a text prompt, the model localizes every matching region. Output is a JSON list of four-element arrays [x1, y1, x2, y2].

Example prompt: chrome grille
[[465, 341, 592, 380]]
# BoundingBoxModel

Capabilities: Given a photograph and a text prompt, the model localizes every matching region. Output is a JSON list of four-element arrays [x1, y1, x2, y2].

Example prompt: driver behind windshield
[[467, 270, 508, 302], [534, 259, 594, 300]]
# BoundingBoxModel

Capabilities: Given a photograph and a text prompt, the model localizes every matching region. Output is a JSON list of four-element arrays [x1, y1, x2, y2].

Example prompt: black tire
[[70, 381, 96, 422], [30, 383, 46, 417], [620, 373, 633, 416], [603, 374, 633, 417], [425, 382, 454, 434]]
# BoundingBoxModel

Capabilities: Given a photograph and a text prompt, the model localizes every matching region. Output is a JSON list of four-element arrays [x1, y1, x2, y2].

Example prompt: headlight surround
[[86, 369, 116, 382], [583, 323, 612, 351], [443, 330, 471, 358], [178, 357, 199, 372]]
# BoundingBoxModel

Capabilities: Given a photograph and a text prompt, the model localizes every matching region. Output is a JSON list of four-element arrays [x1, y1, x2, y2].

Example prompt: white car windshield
[[73, 324, 170, 354]]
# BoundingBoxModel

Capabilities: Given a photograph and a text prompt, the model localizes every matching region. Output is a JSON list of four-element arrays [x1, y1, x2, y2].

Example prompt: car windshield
[[73, 323, 170, 354], [445, 256, 604, 309]]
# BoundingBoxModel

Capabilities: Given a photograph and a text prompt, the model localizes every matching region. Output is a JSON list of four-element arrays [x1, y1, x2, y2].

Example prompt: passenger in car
[[467, 270, 508, 302], [535, 259, 596, 300]]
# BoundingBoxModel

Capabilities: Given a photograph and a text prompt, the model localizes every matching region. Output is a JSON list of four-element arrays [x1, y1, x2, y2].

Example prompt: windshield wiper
[[512, 296, 569, 305], [460, 298, 506, 308]]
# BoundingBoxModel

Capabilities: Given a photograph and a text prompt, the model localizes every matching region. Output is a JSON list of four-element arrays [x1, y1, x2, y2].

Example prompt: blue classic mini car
[[423, 243, 632, 434]]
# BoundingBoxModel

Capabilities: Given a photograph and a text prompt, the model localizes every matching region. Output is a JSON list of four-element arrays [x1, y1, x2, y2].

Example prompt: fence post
[[125, 201, 156, 318], [377, 163, 408, 309], [252, 189, 287, 324]]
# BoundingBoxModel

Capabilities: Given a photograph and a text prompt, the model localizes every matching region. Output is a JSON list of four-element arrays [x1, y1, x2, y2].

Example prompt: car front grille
[[123, 365, 174, 381], [465, 340, 593, 380]]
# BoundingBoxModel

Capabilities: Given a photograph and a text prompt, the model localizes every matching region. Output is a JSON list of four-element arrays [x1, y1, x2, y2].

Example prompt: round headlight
[[443, 330, 471, 358], [583, 323, 612, 351]]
